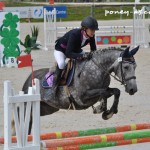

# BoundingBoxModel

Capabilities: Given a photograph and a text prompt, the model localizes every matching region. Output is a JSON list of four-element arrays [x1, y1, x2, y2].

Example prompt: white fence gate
[[4, 79, 41, 150]]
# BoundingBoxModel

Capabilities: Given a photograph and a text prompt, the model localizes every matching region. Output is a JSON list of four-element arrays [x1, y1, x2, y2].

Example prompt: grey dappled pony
[[17, 46, 139, 134]]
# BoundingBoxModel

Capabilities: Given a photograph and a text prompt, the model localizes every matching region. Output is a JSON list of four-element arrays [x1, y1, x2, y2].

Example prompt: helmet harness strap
[[83, 28, 91, 38]]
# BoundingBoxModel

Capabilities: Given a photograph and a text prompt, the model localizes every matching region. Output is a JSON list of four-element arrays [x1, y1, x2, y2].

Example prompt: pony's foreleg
[[102, 88, 120, 120], [82, 88, 120, 120], [81, 88, 112, 110], [81, 89, 107, 101]]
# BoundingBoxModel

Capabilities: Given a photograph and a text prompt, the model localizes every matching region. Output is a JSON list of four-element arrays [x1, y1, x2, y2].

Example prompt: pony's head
[[110, 46, 139, 95]]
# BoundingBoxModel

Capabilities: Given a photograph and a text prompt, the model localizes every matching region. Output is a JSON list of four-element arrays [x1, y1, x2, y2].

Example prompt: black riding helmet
[[81, 16, 99, 30]]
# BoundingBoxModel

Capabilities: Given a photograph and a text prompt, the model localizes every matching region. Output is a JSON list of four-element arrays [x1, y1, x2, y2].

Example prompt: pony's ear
[[130, 45, 140, 56], [121, 46, 130, 57]]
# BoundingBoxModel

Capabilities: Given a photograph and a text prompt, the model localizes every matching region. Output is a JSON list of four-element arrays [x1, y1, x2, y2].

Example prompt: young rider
[[52, 16, 99, 96]]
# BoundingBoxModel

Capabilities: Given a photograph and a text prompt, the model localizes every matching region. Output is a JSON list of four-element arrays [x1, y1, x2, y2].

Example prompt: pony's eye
[[124, 66, 129, 70]]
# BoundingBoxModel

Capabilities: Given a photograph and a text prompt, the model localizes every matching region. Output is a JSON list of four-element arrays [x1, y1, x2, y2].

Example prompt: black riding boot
[[51, 66, 63, 98]]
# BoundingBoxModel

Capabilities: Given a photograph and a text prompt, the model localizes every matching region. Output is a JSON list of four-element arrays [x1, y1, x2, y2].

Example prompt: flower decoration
[[3, 12, 19, 29], [1, 28, 19, 47], [3, 47, 20, 59], [0, 12, 20, 64]]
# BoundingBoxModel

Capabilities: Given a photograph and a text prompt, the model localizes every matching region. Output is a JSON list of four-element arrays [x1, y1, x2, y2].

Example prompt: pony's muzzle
[[125, 84, 137, 95], [129, 88, 137, 95]]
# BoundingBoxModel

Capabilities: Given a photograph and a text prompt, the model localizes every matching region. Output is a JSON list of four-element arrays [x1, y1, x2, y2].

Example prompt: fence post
[[43, 8, 57, 51], [4, 81, 12, 150], [133, 6, 148, 48]]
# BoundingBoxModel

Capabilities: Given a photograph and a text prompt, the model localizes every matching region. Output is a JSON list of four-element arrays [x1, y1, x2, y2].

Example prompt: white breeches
[[54, 50, 66, 69], [54, 50, 85, 69]]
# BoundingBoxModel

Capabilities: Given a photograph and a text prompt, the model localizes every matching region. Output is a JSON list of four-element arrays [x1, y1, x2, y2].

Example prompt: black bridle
[[91, 56, 136, 86], [119, 59, 136, 85]]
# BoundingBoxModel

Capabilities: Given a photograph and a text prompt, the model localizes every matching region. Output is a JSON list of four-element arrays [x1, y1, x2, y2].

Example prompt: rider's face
[[86, 28, 95, 37]]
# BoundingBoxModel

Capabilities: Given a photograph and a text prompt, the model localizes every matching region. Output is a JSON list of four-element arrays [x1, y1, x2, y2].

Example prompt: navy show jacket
[[55, 29, 97, 59]]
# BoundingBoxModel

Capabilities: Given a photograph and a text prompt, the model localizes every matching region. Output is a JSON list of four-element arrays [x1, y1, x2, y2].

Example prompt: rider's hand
[[77, 57, 83, 61]]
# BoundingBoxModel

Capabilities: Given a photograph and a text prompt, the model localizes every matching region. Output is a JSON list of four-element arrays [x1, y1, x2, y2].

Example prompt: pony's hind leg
[[11, 102, 59, 135], [93, 98, 107, 114], [11, 119, 16, 136], [11, 106, 20, 136], [27, 102, 59, 135]]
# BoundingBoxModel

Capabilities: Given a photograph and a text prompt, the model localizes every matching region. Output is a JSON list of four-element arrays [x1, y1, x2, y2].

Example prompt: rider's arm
[[89, 36, 97, 51], [65, 33, 83, 59]]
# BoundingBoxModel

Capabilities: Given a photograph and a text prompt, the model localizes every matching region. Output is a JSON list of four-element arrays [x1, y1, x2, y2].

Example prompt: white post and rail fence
[[2, 79, 150, 149], [3, 79, 41, 150], [43, 6, 148, 51]]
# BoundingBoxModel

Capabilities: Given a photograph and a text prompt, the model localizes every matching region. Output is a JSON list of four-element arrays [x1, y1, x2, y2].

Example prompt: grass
[[4, 2, 150, 22], [61, 5, 145, 21]]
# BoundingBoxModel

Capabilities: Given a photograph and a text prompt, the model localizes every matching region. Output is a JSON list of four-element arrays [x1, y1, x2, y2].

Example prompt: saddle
[[42, 59, 76, 89]]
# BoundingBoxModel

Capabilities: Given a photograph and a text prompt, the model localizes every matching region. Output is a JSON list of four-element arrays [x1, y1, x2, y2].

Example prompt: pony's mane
[[94, 47, 123, 54]]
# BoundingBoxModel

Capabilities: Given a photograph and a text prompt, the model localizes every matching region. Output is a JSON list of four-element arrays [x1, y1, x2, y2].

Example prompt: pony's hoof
[[114, 109, 118, 114], [93, 108, 97, 114], [102, 110, 114, 120]]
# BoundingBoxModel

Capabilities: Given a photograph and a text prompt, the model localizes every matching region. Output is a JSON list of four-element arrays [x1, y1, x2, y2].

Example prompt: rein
[[91, 58, 125, 85], [91, 57, 136, 85]]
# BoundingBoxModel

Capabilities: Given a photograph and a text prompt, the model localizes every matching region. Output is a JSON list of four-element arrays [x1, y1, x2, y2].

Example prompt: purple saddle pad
[[42, 60, 76, 89], [42, 72, 54, 88]]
